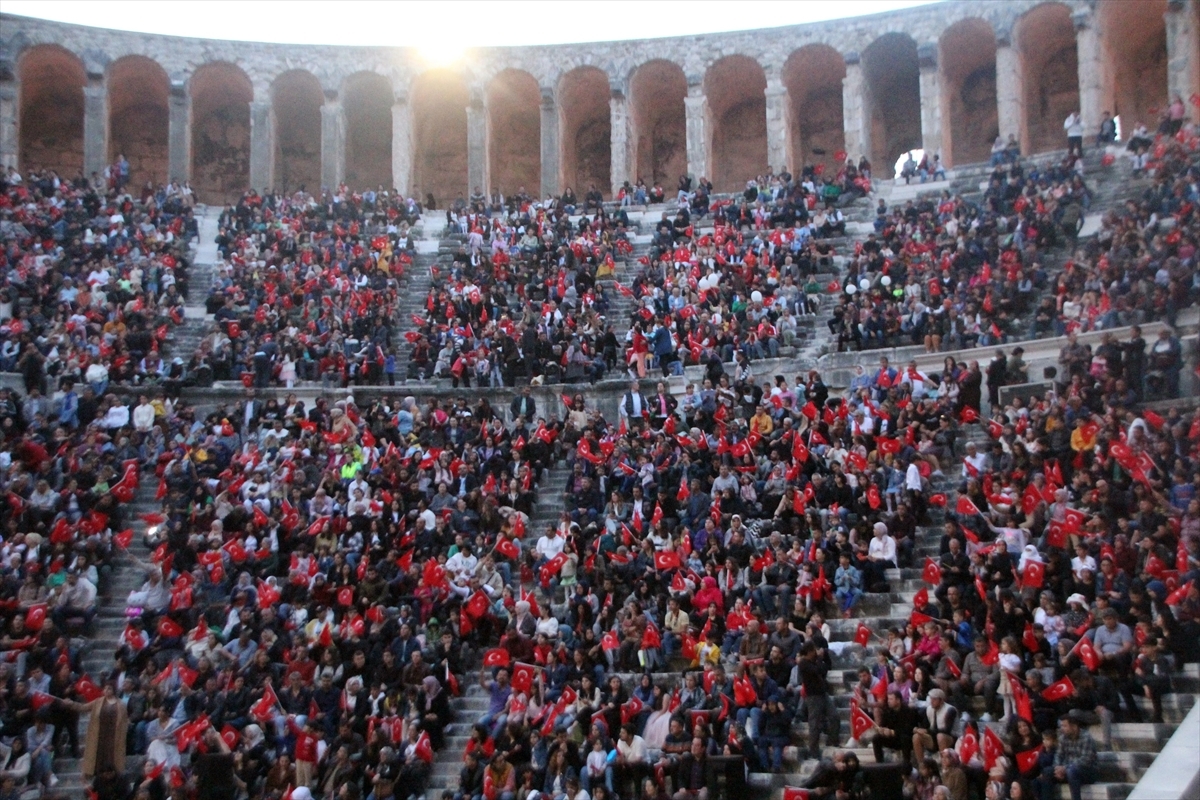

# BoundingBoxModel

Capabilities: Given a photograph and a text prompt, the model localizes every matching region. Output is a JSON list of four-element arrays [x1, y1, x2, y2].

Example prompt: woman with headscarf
[[939, 748, 970, 800], [1017, 545, 1043, 575], [420, 675, 452, 751]]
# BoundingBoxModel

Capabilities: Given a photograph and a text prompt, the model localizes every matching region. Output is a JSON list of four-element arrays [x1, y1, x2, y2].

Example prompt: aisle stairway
[[54, 474, 158, 798], [421, 461, 572, 799], [167, 206, 223, 362]]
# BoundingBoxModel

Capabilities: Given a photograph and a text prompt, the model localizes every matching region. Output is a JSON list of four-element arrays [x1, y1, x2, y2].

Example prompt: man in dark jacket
[[872, 690, 918, 766]]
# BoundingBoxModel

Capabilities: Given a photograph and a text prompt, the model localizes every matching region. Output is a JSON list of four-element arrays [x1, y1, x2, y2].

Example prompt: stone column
[[994, 27, 1024, 154], [764, 72, 789, 173], [684, 77, 708, 180], [249, 100, 274, 191], [842, 52, 869, 166], [1072, 7, 1106, 140], [392, 89, 412, 195], [167, 80, 190, 184], [0, 71, 18, 171], [1166, 0, 1200, 108], [320, 91, 345, 191], [609, 87, 630, 197], [466, 86, 487, 195], [539, 86, 560, 199], [83, 75, 107, 180], [918, 43, 943, 163]]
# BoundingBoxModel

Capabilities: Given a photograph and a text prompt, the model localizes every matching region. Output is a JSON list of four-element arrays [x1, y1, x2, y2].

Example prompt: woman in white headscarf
[[1018, 544, 1044, 574]]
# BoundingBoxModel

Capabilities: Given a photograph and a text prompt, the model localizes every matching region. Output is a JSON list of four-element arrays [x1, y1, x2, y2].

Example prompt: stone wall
[[1, 0, 1195, 198]]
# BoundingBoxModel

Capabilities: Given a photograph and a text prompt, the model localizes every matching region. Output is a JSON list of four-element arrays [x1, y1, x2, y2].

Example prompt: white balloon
[[751, 290, 763, 304], [845, 284, 857, 295], [881, 275, 892, 286], [859, 279, 871, 291]]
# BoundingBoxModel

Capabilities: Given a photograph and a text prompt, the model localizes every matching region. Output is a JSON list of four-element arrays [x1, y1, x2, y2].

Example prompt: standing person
[[194, 727, 241, 800], [62, 682, 128, 781], [986, 350, 1007, 411], [1063, 111, 1084, 156], [797, 642, 838, 760]]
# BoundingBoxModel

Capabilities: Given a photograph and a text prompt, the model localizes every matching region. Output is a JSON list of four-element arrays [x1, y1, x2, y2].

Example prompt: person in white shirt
[[535, 529, 565, 564], [445, 544, 478, 582], [865, 522, 897, 590], [102, 399, 130, 430], [614, 724, 648, 788], [132, 395, 156, 433], [1070, 543, 1097, 584], [961, 442, 988, 482]]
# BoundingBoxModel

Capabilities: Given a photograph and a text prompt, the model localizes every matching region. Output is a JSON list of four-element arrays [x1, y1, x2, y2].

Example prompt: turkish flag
[[802, 402, 818, 420], [1074, 637, 1100, 671], [983, 725, 1004, 770], [337, 587, 354, 607], [929, 493, 947, 507], [1166, 580, 1194, 606], [960, 407, 979, 423], [1023, 623, 1039, 652], [870, 676, 888, 702], [910, 611, 934, 626], [850, 702, 875, 740], [114, 529, 134, 549], [465, 590, 491, 619], [878, 437, 900, 455], [621, 695, 645, 724], [158, 618, 183, 638], [913, 588, 929, 610], [1010, 673, 1032, 721], [483, 649, 510, 668], [1046, 522, 1068, 549], [221, 724, 240, 750], [1023, 560, 1045, 589], [956, 496, 980, 516], [854, 624, 871, 647], [495, 538, 520, 560], [922, 558, 942, 586], [733, 675, 757, 706], [957, 723, 979, 765], [987, 419, 1003, 439], [601, 631, 621, 651], [1042, 676, 1075, 702], [1016, 746, 1043, 774], [981, 639, 1000, 666], [944, 656, 961, 678], [511, 662, 538, 694], [783, 789, 811, 800], [867, 485, 881, 509], [415, 731, 434, 763], [74, 674, 103, 703], [1063, 507, 1086, 532]]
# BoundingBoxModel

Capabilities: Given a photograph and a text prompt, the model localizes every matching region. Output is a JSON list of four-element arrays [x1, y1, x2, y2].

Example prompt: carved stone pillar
[[392, 90, 412, 195], [320, 91, 345, 191], [0, 66, 18, 171], [539, 86, 560, 199], [83, 75, 107, 179], [466, 86, 487, 195], [249, 99, 274, 191], [995, 27, 1024, 154], [1073, 7, 1107, 140], [764, 73, 789, 172], [1166, 0, 1200, 107], [609, 87, 630, 197], [918, 43, 943, 163], [842, 52, 869, 166], [684, 78, 708, 180]]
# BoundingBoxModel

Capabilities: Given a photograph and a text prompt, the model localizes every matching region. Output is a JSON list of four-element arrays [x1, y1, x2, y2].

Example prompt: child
[[997, 636, 1022, 722]]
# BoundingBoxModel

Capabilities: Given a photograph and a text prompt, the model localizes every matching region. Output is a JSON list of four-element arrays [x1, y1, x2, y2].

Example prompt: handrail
[[1127, 700, 1200, 800]]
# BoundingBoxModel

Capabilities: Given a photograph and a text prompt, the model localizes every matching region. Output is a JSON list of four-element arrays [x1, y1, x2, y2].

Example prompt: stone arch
[[939, 18, 998, 167], [18, 44, 86, 177], [1098, 0, 1168, 133], [629, 59, 686, 186], [1016, 2, 1080, 154], [343, 71, 393, 192], [272, 69, 323, 193], [558, 66, 611, 198], [862, 32, 922, 171], [107, 55, 170, 188], [705, 55, 767, 192], [411, 69, 468, 204], [189, 61, 252, 203], [487, 69, 540, 198], [781, 44, 845, 173]]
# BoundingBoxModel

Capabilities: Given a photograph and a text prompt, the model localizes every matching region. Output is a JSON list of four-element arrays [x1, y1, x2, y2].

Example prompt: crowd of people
[[827, 126, 1199, 364], [0, 105, 1197, 800], [406, 160, 872, 388]]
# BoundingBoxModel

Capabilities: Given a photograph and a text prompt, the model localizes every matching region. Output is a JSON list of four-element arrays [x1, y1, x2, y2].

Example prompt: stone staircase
[[54, 472, 159, 798], [420, 461, 571, 800], [166, 206, 223, 363]]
